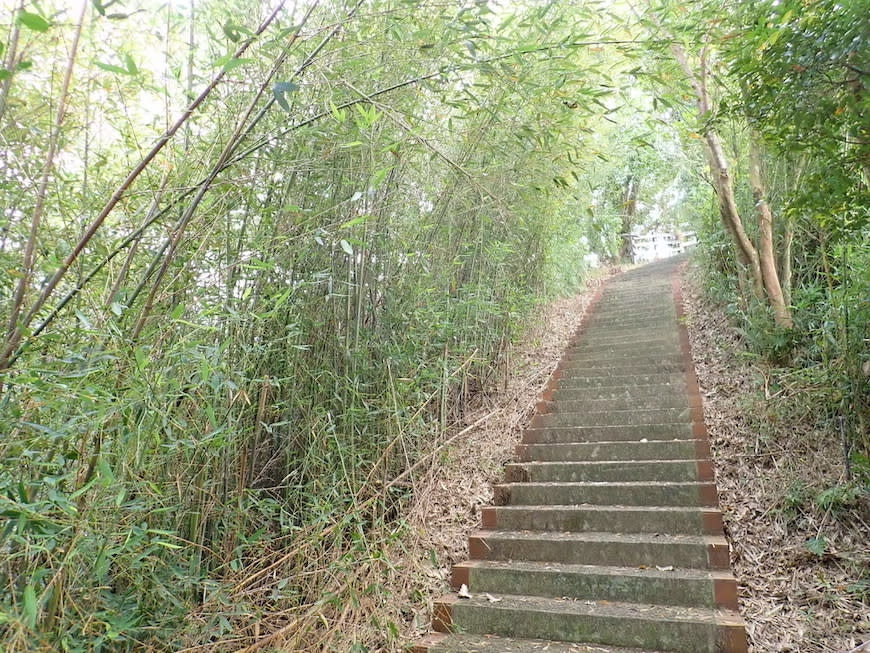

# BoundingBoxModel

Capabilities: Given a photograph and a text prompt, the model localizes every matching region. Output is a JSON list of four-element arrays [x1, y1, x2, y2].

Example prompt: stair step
[[505, 460, 707, 483], [558, 355, 685, 370], [493, 481, 719, 507], [556, 364, 685, 378], [468, 530, 732, 569], [564, 345, 681, 359], [522, 424, 695, 444], [556, 374, 687, 389], [415, 633, 664, 653], [544, 395, 690, 412], [434, 594, 747, 653], [532, 408, 690, 428], [452, 560, 738, 609], [575, 333, 677, 346], [480, 504, 723, 535], [550, 385, 687, 401], [516, 439, 705, 462]]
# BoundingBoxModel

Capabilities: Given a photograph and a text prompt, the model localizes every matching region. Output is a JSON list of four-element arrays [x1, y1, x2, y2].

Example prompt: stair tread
[[509, 459, 707, 466], [490, 504, 719, 514], [427, 633, 665, 652], [473, 529, 727, 546], [457, 559, 735, 581], [445, 594, 743, 624], [523, 439, 700, 445], [496, 480, 712, 487]]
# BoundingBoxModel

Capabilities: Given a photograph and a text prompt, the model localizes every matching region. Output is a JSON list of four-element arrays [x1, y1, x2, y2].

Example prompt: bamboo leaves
[[272, 81, 299, 111], [16, 12, 50, 33]]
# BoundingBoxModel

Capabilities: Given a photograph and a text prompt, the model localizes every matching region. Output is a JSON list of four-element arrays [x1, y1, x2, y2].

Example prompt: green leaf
[[340, 215, 370, 229], [223, 20, 242, 42], [96, 457, 115, 486], [95, 61, 132, 75], [123, 53, 138, 75], [273, 81, 299, 112], [215, 55, 254, 73], [222, 21, 254, 42], [18, 11, 50, 32], [23, 584, 37, 628], [339, 239, 354, 256], [91, 0, 106, 16], [0, 70, 11, 81], [805, 536, 827, 556]]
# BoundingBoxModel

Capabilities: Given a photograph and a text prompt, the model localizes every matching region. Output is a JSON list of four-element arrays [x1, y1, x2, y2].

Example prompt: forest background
[[0, 0, 867, 651]]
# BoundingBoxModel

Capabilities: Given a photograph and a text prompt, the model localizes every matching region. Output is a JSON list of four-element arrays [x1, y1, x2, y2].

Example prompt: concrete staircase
[[412, 258, 748, 653]]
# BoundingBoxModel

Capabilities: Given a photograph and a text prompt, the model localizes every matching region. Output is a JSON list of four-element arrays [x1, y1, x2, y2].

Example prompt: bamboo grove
[[0, 0, 867, 651]]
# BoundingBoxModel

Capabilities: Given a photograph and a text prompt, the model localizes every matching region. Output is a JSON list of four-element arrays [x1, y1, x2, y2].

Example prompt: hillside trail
[[412, 255, 749, 652]]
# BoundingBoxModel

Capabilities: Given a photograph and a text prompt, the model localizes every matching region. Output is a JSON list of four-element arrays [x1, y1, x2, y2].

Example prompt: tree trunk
[[619, 174, 638, 262], [704, 130, 765, 299], [748, 138, 793, 328]]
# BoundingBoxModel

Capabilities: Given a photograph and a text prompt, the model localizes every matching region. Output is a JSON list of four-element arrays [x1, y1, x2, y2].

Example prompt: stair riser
[[494, 483, 719, 507], [442, 603, 745, 653], [517, 440, 704, 462], [481, 506, 723, 535], [505, 461, 705, 483], [469, 536, 728, 570]]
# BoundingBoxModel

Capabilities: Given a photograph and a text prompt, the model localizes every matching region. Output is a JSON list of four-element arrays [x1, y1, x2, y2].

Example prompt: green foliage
[[0, 1, 628, 649]]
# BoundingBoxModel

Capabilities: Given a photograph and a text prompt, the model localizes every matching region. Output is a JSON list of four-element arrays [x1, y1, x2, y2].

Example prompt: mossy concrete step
[[452, 560, 738, 609], [589, 313, 676, 325], [433, 594, 747, 653], [555, 364, 685, 378], [478, 504, 724, 535], [522, 423, 696, 444], [572, 339, 678, 352], [588, 314, 676, 326], [550, 384, 687, 402], [493, 481, 719, 507], [586, 312, 677, 328], [594, 299, 672, 308], [557, 357, 685, 372], [467, 530, 732, 569], [543, 395, 690, 413], [555, 373, 687, 389], [587, 308, 673, 316], [564, 345, 681, 359], [516, 439, 706, 462], [414, 633, 664, 653], [531, 408, 690, 428], [504, 459, 708, 483]]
